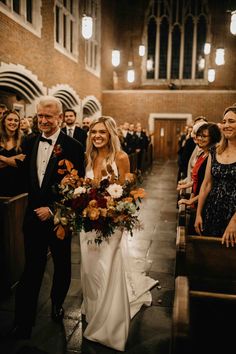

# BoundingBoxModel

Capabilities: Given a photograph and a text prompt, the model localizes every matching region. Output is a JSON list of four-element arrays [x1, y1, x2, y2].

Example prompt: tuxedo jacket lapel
[[30, 135, 40, 191], [40, 134, 64, 191]]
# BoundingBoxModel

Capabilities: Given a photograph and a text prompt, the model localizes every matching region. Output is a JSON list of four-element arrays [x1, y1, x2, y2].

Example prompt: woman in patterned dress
[[194, 105, 236, 247]]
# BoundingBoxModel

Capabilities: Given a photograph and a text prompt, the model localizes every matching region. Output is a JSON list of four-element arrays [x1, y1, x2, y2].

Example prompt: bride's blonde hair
[[86, 116, 121, 171]]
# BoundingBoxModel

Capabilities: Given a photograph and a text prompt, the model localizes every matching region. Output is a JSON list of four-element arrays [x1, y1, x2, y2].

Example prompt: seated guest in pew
[[178, 123, 221, 207], [0, 110, 26, 196], [195, 104, 236, 247]]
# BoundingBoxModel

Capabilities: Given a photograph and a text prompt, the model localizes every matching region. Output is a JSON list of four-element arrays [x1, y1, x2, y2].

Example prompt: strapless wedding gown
[[80, 163, 158, 351]]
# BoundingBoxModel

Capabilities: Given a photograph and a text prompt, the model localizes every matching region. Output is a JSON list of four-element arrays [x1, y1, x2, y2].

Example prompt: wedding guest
[[20, 117, 34, 138], [11, 96, 85, 339], [0, 110, 26, 196], [80, 116, 158, 351], [82, 116, 92, 132], [0, 103, 7, 120], [194, 104, 236, 247], [62, 109, 87, 151], [178, 123, 221, 207], [179, 116, 208, 179]]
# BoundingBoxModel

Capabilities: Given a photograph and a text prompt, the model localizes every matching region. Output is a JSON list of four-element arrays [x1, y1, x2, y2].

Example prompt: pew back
[[0, 193, 28, 288], [175, 226, 236, 292]]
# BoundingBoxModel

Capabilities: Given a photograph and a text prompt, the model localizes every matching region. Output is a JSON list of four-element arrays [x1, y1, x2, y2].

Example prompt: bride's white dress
[[80, 162, 159, 351]]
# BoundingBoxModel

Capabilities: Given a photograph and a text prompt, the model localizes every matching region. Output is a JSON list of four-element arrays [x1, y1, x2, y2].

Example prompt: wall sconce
[[215, 48, 225, 66], [230, 11, 236, 35], [208, 68, 216, 82], [112, 50, 120, 67], [127, 61, 135, 83], [204, 42, 211, 55], [82, 15, 93, 39], [139, 45, 145, 56]]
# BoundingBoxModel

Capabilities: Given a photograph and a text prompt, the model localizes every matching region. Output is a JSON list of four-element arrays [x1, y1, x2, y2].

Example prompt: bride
[[80, 116, 158, 351]]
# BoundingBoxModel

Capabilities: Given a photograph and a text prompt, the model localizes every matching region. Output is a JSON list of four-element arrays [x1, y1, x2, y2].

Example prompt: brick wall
[[102, 90, 236, 128]]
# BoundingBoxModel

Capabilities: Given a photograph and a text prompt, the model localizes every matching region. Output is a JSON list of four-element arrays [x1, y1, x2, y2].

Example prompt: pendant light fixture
[[127, 61, 135, 83], [82, 15, 93, 39], [112, 50, 120, 67], [230, 11, 236, 35], [208, 68, 216, 82]]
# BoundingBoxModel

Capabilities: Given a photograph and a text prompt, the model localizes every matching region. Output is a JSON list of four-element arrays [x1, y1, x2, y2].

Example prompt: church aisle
[[0, 161, 178, 354]]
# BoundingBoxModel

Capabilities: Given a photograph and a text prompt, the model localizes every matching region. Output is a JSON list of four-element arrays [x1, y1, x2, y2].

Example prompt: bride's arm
[[116, 151, 130, 184]]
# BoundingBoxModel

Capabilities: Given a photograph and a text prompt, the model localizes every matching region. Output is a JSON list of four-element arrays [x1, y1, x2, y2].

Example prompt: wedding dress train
[[80, 230, 158, 351]]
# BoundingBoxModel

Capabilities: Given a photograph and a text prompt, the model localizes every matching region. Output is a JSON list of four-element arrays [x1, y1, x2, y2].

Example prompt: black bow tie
[[39, 136, 52, 145]]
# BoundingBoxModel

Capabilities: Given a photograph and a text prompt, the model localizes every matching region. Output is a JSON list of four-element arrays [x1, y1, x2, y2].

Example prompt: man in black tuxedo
[[12, 96, 85, 339], [61, 109, 87, 151]]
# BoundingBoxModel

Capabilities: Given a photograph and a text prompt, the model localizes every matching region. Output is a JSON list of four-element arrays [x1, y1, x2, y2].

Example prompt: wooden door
[[153, 119, 186, 161]]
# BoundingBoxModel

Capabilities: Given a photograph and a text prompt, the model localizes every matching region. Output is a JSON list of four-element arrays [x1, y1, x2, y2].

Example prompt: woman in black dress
[[0, 110, 26, 196], [195, 105, 236, 247]]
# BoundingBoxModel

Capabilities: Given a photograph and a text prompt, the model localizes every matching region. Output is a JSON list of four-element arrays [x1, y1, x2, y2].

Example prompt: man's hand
[[34, 207, 53, 221]]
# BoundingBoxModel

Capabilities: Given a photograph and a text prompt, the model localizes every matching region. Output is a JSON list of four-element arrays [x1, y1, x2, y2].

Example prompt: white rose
[[106, 183, 123, 199]]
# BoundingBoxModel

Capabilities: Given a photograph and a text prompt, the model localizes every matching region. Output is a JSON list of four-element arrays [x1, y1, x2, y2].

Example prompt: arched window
[[143, 0, 210, 85]]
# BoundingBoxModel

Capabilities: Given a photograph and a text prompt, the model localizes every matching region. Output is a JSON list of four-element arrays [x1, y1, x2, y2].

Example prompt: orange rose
[[89, 200, 98, 208], [88, 208, 100, 220]]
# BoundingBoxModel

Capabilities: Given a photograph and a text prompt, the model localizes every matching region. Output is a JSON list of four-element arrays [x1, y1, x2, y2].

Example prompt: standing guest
[[126, 123, 139, 154], [11, 96, 85, 339], [62, 109, 87, 151], [178, 123, 221, 206], [0, 110, 26, 196], [20, 117, 34, 138], [0, 103, 7, 120], [194, 105, 236, 247], [26, 115, 34, 129], [31, 114, 40, 136], [179, 116, 208, 179], [136, 123, 149, 171], [82, 116, 92, 133]]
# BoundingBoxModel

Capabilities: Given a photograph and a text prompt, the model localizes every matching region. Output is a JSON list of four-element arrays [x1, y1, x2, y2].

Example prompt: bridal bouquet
[[53, 159, 145, 244]]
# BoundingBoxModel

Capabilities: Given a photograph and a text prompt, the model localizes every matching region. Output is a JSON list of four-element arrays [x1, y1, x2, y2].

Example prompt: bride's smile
[[91, 122, 109, 148]]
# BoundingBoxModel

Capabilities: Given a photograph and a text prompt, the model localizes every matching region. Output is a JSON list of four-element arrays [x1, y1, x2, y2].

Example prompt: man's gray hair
[[36, 96, 63, 114]]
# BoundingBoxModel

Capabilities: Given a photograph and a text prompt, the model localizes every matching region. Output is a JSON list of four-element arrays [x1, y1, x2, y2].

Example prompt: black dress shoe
[[8, 325, 32, 340], [51, 305, 64, 322]]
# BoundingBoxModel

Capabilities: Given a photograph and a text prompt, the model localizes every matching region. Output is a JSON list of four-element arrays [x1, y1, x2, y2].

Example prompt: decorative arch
[[48, 84, 81, 116], [82, 95, 102, 119], [0, 62, 46, 114]]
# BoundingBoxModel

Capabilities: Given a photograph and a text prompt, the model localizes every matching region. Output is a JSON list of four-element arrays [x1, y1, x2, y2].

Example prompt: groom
[[12, 96, 85, 339]]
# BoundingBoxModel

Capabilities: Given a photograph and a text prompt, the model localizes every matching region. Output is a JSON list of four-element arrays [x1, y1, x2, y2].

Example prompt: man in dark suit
[[12, 96, 85, 339], [61, 109, 87, 151]]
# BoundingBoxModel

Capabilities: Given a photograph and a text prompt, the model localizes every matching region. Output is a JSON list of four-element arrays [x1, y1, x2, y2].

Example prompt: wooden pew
[[175, 225, 236, 293], [171, 275, 236, 354], [0, 193, 28, 293]]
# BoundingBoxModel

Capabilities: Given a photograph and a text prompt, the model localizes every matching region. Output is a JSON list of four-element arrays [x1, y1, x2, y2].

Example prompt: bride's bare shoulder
[[115, 150, 129, 162]]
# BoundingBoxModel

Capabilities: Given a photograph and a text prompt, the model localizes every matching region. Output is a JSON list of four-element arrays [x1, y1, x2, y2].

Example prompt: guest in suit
[[82, 115, 92, 133], [62, 109, 87, 151], [12, 96, 85, 339]]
